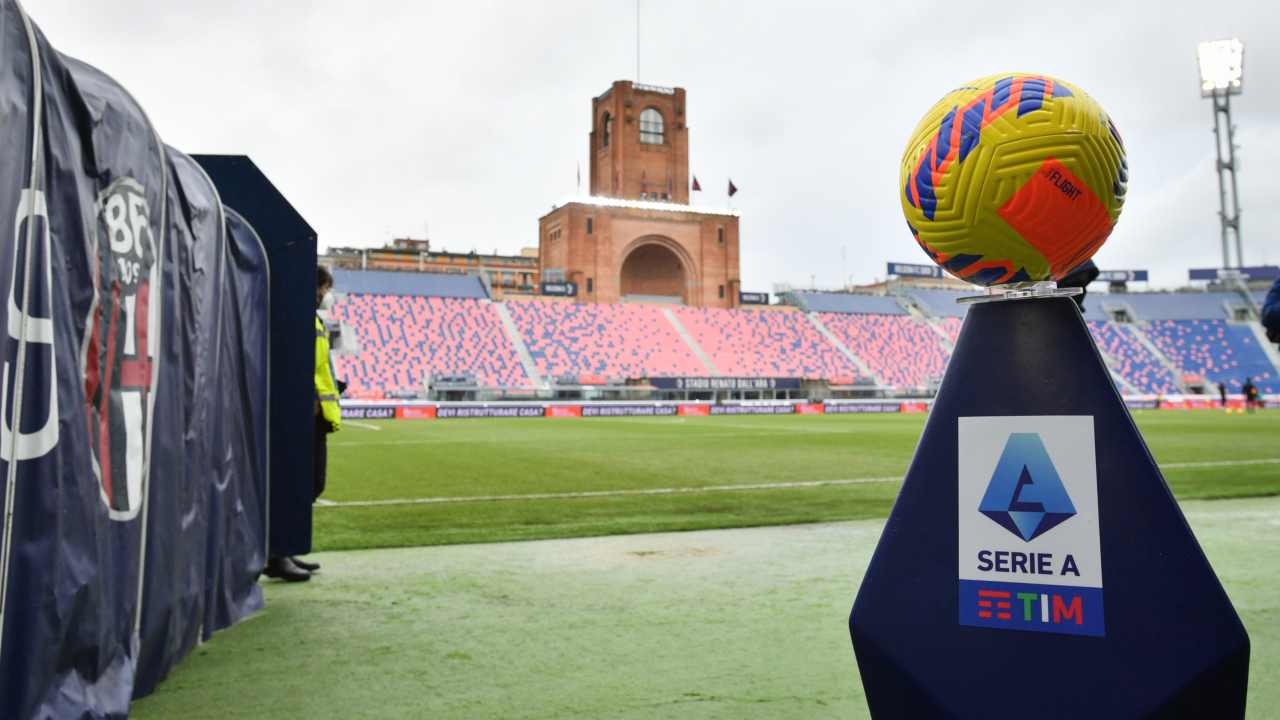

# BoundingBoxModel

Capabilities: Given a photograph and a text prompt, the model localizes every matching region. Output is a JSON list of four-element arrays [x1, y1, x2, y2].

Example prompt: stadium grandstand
[[322, 266, 1280, 400], [318, 79, 1280, 406]]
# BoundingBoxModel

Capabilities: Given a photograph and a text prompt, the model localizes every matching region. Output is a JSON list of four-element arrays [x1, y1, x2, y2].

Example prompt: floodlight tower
[[1197, 39, 1245, 269]]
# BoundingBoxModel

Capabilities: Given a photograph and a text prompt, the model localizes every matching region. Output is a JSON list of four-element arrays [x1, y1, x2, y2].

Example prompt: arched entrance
[[620, 239, 690, 304]]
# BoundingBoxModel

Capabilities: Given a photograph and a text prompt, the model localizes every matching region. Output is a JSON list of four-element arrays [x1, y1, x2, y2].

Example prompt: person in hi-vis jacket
[[264, 266, 342, 582]]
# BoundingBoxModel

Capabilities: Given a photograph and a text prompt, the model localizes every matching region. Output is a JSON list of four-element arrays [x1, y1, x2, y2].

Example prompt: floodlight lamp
[[1197, 39, 1244, 97]]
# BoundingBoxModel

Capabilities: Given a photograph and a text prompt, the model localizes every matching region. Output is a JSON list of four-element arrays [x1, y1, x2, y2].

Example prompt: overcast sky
[[31, 0, 1280, 290]]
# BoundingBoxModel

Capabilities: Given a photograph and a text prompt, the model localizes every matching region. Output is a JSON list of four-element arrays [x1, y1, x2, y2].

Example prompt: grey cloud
[[31, 0, 1279, 290]]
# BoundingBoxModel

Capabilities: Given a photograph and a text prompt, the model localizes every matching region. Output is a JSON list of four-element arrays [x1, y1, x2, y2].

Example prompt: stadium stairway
[[1143, 319, 1280, 393], [492, 302, 548, 389], [505, 300, 710, 381], [1087, 321, 1184, 395], [661, 307, 721, 375], [1094, 344, 1140, 395], [906, 302, 958, 353], [325, 287, 1279, 398], [890, 290, 957, 353], [328, 293, 533, 396], [817, 312, 950, 391], [1129, 325, 1188, 392], [1250, 322, 1280, 377], [805, 313, 878, 383], [670, 306, 862, 379]]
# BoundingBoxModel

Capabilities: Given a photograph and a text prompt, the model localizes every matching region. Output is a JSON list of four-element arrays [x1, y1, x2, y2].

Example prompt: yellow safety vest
[[316, 315, 341, 431]]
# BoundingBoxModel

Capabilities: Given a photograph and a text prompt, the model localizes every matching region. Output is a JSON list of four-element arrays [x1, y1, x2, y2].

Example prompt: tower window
[[601, 112, 612, 147], [586, 217, 593, 234], [718, 284, 725, 299], [717, 227, 725, 244], [639, 107, 665, 145], [587, 277, 594, 293]]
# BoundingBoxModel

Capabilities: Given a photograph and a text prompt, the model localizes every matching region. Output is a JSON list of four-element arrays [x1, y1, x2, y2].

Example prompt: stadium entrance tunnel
[[620, 239, 689, 305]]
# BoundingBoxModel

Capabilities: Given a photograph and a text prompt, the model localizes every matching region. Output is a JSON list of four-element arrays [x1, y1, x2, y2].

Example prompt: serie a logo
[[960, 427, 1105, 637]]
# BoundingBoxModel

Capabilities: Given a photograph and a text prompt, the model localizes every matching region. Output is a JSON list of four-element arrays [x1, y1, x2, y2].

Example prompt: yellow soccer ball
[[901, 74, 1127, 286]]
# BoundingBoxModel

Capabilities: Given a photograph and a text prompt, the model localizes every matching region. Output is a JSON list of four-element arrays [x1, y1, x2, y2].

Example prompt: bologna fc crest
[[83, 178, 160, 520]]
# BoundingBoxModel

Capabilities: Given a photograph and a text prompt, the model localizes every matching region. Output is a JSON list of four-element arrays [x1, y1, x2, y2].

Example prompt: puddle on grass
[[624, 547, 720, 560]]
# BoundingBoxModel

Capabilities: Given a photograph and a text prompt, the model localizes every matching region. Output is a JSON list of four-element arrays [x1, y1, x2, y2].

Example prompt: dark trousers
[[314, 414, 329, 500]]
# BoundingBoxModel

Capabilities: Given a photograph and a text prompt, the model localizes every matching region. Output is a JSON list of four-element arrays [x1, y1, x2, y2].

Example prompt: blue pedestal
[[849, 296, 1249, 718]]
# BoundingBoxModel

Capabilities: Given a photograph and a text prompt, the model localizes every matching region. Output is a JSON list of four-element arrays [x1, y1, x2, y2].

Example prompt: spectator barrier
[[339, 394, 1276, 422]]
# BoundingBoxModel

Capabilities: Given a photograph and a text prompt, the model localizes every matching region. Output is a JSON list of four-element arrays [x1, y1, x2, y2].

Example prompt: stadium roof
[[334, 269, 488, 299], [788, 292, 907, 315]]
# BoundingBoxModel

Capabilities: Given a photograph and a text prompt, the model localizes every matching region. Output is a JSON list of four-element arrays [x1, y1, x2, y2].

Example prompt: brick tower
[[538, 81, 741, 309]]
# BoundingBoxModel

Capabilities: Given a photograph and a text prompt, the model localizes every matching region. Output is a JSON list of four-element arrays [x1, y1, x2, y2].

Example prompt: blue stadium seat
[[329, 294, 529, 396], [505, 300, 705, 380], [1087, 321, 1179, 394], [820, 313, 949, 389], [672, 307, 861, 380], [1144, 319, 1278, 392]]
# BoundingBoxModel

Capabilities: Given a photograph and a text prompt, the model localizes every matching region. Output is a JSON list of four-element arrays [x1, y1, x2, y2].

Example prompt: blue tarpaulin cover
[[0, 2, 270, 716]]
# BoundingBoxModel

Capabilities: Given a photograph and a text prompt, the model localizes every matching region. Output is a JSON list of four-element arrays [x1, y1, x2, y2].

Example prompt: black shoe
[[291, 556, 320, 572], [263, 556, 310, 582]]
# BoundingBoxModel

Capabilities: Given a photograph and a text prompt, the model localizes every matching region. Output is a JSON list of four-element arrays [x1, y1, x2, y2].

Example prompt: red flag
[[728, 179, 738, 197], [691, 175, 702, 192]]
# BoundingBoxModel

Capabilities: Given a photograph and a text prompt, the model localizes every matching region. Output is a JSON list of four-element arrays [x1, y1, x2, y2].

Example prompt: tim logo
[[82, 178, 158, 520], [968, 586, 1094, 631], [978, 433, 1076, 542]]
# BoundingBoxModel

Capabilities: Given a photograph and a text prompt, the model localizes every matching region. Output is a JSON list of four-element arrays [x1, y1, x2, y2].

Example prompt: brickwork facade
[[541, 81, 742, 309], [590, 81, 690, 203]]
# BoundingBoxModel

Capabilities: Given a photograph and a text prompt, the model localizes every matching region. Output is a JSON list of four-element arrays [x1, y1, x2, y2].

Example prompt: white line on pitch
[[316, 476, 903, 508], [344, 421, 382, 431], [329, 426, 829, 446], [314, 457, 1280, 510], [1162, 458, 1280, 469]]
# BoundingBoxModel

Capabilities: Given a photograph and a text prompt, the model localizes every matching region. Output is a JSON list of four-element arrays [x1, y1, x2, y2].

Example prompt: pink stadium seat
[[1145, 319, 1278, 393], [328, 294, 531, 395], [1087, 321, 1179, 394], [820, 313, 949, 390], [328, 294, 1279, 398], [671, 307, 859, 379], [506, 300, 705, 379], [937, 317, 962, 345]]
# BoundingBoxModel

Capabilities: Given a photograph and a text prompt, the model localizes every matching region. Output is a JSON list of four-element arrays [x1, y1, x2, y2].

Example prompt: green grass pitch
[[315, 410, 1280, 551], [132, 410, 1280, 718]]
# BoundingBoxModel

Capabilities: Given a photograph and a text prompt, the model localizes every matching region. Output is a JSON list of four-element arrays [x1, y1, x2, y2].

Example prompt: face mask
[[319, 291, 334, 310]]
